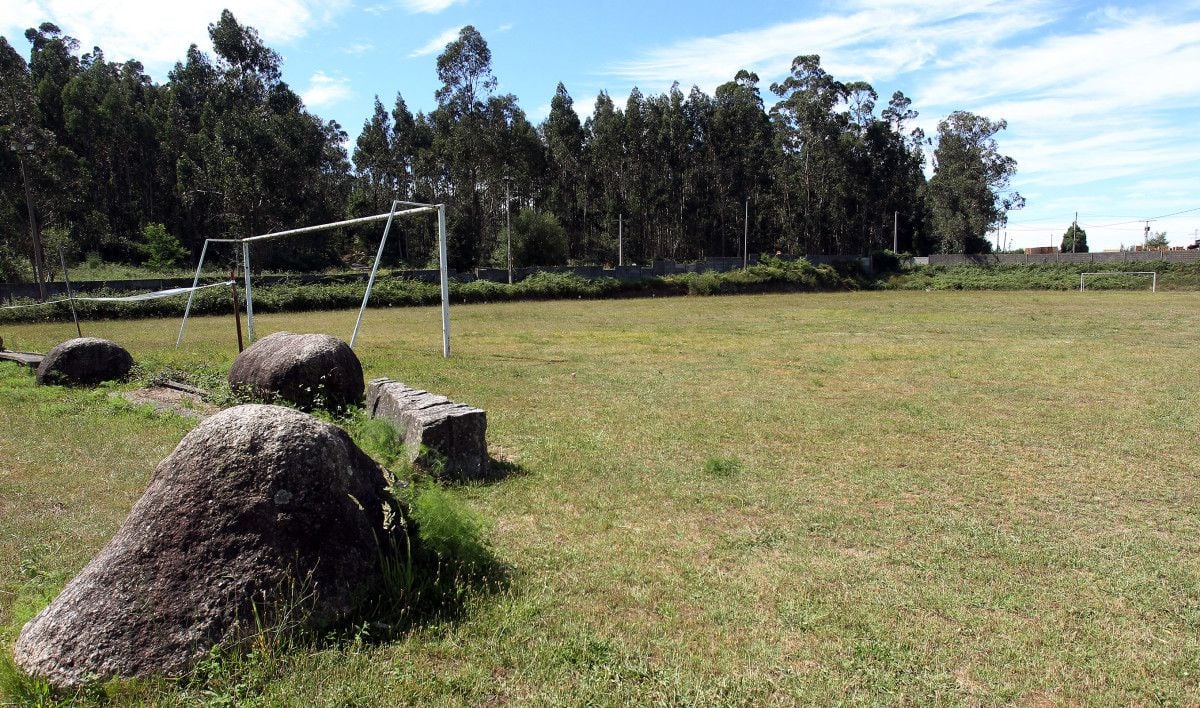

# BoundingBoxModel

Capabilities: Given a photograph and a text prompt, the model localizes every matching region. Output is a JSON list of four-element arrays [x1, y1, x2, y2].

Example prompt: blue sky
[[4, 0, 1199, 251]]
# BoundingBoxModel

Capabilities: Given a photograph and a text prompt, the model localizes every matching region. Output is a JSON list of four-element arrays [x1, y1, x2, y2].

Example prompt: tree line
[[0, 12, 1024, 290]]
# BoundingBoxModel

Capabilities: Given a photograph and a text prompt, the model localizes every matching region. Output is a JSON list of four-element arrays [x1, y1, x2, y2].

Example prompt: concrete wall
[[930, 250, 1200, 266]]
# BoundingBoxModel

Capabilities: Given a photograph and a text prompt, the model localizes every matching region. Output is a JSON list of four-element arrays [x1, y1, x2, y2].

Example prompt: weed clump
[[702, 455, 743, 477]]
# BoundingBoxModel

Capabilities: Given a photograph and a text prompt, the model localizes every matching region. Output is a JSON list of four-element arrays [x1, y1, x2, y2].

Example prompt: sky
[[3, 0, 1199, 252]]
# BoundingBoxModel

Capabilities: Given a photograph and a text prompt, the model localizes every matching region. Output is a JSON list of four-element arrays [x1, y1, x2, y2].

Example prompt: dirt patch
[[117, 386, 219, 420]]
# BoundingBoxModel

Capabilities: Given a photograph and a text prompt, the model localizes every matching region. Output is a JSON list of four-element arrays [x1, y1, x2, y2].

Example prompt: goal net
[[1079, 271, 1157, 293], [176, 200, 451, 356]]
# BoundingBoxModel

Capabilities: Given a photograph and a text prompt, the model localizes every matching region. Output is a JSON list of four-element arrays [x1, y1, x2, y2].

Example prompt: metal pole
[[230, 271, 244, 352], [1153, 272, 1157, 293], [438, 205, 450, 358], [57, 246, 81, 337], [176, 239, 210, 347], [893, 211, 898, 252], [618, 214, 623, 266], [743, 198, 749, 268], [1080, 273, 1085, 292], [242, 241, 255, 342], [350, 200, 400, 348], [506, 181, 513, 285], [240, 207, 434, 244]]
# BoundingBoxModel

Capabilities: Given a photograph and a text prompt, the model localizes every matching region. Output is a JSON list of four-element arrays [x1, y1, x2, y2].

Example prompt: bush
[[871, 250, 902, 275], [883, 261, 1200, 291], [138, 223, 190, 270], [510, 210, 568, 267]]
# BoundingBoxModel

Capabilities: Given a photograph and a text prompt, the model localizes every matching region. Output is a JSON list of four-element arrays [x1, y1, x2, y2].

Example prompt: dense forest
[[0, 11, 1023, 287]]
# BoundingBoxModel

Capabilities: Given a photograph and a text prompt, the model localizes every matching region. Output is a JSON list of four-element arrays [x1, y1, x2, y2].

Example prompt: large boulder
[[367, 377, 490, 480], [14, 404, 391, 689], [35, 337, 133, 387], [228, 332, 364, 410]]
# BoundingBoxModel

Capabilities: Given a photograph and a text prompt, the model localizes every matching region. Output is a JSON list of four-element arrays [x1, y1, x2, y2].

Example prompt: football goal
[[176, 200, 451, 356], [1079, 271, 1157, 293]]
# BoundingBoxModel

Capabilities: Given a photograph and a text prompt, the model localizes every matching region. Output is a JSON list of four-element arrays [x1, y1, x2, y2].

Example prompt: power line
[[1005, 206, 1200, 231], [1081, 206, 1200, 229]]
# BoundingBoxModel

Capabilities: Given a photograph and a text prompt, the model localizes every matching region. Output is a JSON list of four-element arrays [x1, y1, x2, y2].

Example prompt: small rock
[[228, 332, 364, 410], [35, 337, 133, 387]]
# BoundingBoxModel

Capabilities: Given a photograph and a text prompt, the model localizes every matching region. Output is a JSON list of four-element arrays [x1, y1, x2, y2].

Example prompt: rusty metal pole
[[230, 271, 244, 353]]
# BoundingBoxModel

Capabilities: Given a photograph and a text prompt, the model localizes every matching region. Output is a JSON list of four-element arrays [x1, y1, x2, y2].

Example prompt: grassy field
[[2, 290, 1199, 704]]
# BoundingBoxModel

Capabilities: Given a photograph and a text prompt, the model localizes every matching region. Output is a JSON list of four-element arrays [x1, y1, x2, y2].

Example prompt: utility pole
[[618, 213, 623, 266], [743, 198, 749, 268], [505, 179, 513, 285], [1072, 211, 1078, 253], [893, 211, 898, 252]]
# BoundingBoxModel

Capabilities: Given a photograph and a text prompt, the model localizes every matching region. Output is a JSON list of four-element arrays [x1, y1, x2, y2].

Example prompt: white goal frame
[[1079, 271, 1157, 293], [176, 200, 452, 356]]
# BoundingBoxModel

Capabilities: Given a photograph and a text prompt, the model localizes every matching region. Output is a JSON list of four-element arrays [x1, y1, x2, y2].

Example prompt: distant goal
[[1079, 271, 1157, 293]]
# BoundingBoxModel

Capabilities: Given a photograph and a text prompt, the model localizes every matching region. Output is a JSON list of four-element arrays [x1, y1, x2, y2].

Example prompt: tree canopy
[[1061, 222, 1088, 253], [0, 18, 1026, 283], [928, 112, 1024, 254]]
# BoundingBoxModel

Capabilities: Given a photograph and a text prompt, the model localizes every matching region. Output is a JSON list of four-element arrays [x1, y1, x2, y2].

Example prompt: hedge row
[[0, 258, 860, 324], [884, 261, 1200, 291]]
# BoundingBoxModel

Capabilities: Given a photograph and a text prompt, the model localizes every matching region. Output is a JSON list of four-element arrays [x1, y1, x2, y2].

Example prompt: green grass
[[2, 290, 1199, 704]]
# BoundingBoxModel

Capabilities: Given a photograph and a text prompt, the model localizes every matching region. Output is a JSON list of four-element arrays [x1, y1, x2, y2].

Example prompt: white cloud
[[301, 71, 351, 108], [604, 0, 1052, 94], [498, 22, 514, 33], [604, 1, 1200, 251], [0, 0, 350, 77], [397, 0, 463, 14], [409, 27, 459, 58], [342, 41, 374, 55]]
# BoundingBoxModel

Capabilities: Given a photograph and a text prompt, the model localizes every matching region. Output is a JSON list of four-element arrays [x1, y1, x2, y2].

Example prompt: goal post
[[1079, 271, 1157, 292], [176, 200, 451, 356]]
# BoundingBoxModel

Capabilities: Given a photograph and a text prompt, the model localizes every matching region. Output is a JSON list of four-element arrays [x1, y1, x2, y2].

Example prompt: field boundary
[[931, 250, 1200, 266]]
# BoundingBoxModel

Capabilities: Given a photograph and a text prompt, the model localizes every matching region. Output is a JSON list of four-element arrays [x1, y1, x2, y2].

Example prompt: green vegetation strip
[[0, 257, 856, 324], [2, 291, 1199, 703]]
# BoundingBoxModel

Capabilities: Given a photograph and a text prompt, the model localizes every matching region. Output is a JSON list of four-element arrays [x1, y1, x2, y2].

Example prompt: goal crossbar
[[1079, 271, 1157, 292], [176, 200, 451, 357]]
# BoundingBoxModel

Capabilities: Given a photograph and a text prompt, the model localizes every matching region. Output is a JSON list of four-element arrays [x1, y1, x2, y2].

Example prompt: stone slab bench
[[0, 351, 44, 368], [366, 377, 489, 480]]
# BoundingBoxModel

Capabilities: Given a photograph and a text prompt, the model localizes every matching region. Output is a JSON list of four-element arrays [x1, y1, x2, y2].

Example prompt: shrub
[[510, 209, 568, 267], [138, 223, 190, 270]]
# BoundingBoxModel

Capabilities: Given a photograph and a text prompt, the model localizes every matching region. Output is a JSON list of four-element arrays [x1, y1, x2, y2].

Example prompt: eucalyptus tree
[[60, 50, 162, 257], [540, 83, 586, 257], [927, 111, 1023, 253], [0, 35, 58, 293], [711, 70, 772, 256], [353, 97, 396, 213], [429, 25, 505, 269], [769, 54, 852, 254], [164, 10, 350, 267], [583, 91, 625, 263]]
